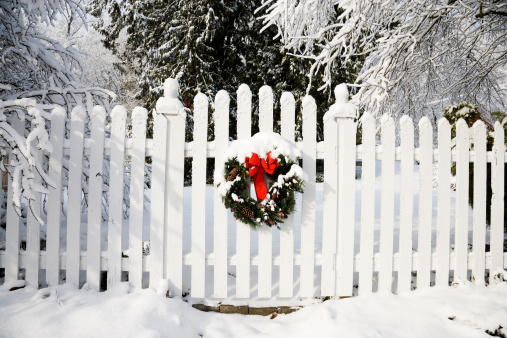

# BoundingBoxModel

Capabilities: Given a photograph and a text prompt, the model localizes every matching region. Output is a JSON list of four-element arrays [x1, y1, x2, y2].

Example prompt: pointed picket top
[[281, 91, 295, 109], [456, 118, 469, 131], [437, 117, 450, 129], [156, 78, 186, 120], [325, 84, 356, 122], [259, 85, 273, 132], [71, 105, 86, 122], [302, 95, 316, 117], [418, 116, 432, 130], [380, 113, 395, 128], [215, 90, 230, 111], [473, 119, 486, 134], [399, 114, 412, 127], [91, 105, 107, 122], [194, 92, 208, 111], [237, 84, 251, 119], [361, 112, 374, 123], [132, 106, 149, 125], [52, 106, 66, 119], [111, 105, 128, 121]]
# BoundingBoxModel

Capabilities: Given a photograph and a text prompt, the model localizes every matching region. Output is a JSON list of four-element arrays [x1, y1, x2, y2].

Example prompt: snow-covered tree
[[260, 0, 507, 120], [0, 0, 116, 224], [0, 0, 114, 109]]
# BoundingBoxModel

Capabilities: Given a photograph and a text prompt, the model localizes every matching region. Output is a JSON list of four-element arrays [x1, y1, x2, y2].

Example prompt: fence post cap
[[335, 84, 349, 103], [324, 84, 356, 122], [164, 78, 179, 98], [156, 78, 186, 120]]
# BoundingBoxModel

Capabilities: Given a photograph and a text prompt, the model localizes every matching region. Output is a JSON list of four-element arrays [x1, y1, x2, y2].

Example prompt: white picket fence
[[0, 78, 506, 301]]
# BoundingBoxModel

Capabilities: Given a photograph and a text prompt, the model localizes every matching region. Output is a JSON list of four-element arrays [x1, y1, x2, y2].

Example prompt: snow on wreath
[[216, 132, 307, 229]]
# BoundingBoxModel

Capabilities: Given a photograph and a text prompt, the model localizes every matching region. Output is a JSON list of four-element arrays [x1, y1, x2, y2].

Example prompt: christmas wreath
[[216, 132, 307, 229]]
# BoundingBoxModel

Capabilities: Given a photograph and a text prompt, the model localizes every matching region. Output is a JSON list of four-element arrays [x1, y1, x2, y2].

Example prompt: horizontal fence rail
[[0, 78, 506, 303]]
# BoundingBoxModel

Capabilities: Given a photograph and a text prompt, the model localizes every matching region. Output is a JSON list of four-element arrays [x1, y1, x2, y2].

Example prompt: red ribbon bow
[[245, 151, 279, 201]]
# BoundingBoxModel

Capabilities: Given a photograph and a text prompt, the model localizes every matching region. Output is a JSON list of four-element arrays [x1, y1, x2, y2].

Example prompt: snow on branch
[[260, 0, 507, 119]]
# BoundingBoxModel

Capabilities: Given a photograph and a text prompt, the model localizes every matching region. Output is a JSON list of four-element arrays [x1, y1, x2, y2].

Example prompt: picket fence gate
[[0, 78, 506, 301]]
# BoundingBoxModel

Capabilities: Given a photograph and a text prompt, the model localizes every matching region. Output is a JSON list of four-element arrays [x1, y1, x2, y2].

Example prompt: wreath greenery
[[218, 154, 306, 229]]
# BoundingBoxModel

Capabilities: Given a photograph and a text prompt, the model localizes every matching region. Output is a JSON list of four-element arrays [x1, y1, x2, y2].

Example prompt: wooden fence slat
[[46, 107, 66, 287], [359, 113, 376, 295], [258, 85, 273, 298], [129, 107, 148, 288], [66, 105, 86, 286], [417, 117, 433, 289], [107, 106, 127, 288], [378, 114, 395, 293], [191, 94, 208, 298], [214, 90, 230, 298], [472, 121, 487, 285], [321, 112, 338, 296], [491, 122, 505, 278], [149, 111, 167, 289], [279, 92, 295, 298], [236, 84, 252, 298], [398, 115, 414, 293], [336, 115, 356, 297], [300, 96, 317, 298], [454, 119, 469, 282], [86, 106, 106, 291], [5, 113, 24, 283], [26, 109, 43, 288], [436, 118, 451, 287]]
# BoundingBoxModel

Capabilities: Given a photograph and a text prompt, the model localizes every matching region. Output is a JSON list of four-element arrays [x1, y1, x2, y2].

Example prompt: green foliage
[[219, 157, 305, 229]]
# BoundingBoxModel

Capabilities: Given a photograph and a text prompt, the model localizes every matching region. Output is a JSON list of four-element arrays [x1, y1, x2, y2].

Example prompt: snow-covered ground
[[1, 279, 507, 338]]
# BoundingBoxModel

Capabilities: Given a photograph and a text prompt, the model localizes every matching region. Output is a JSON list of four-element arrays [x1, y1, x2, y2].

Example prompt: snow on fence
[[0, 78, 506, 302]]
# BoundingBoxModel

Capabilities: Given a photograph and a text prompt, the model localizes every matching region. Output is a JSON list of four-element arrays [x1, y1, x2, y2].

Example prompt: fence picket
[[321, 112, 338, 296], [378, 114, 395, 292], [26, 109, 43, 288], [417, 117, 433, 289], [107, 106, 127, 288], [5, 113, 24, 283], [398, 115, 414, 293], [191, 94, 208, 298], [164, 100, 186, 298], [472, 121, 487, 285], [454, 119, 469, 282], [236, 84, 252, 298], [46, 107, 66, 287], [300, 96, 317, 298], [359, 113, 376, 295], [149, 111, 167, 289], [214, 90, 230, 298], [129, 107, 148, 288], [336, 115, 356, 297], [436, 118, 451, 287], [66, 106, 86, 286], [86, 106, 106, 291], [491, 122, 505, 278], [279, 92, 295, 298], [258, 85, 274, 298]]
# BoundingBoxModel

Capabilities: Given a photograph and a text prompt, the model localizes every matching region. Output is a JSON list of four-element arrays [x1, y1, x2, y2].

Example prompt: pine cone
[[267, 219, 274, 227], [240, 206, 254, 218], [227, 167, 239, 181], [271, 192, 278, 201]]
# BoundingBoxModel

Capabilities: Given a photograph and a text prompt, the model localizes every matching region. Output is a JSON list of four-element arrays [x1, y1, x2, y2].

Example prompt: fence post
[[329, 84, 357, 297], [156, 78, 186, 297]]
